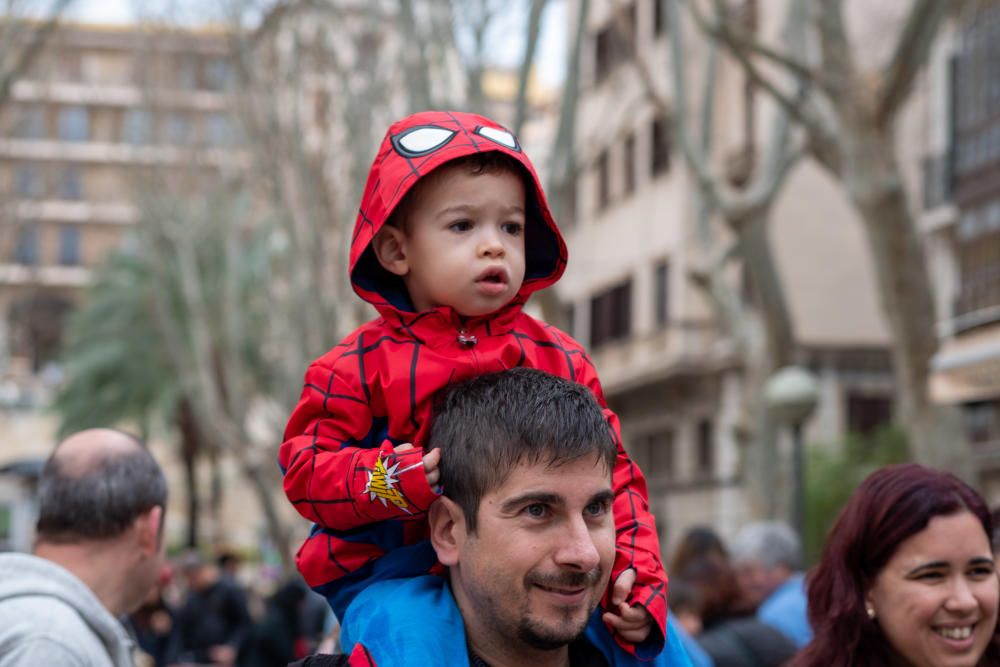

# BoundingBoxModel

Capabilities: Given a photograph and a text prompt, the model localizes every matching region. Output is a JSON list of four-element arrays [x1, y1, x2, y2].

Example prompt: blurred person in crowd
[[669, 526, 729, 576], [241, 580, 308, 667], [173, 551, 253, 666], [217, 551, 242, 583], [666, 580, 713, 667], [791, 463, 1000, 667], [130, 565, 180, 667], [730, 520, 811, 647], [0, 429, 168, 667], [672, 562, 796, 667]]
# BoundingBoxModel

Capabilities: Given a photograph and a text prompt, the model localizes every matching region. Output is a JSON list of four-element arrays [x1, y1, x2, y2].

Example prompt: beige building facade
[[558, 0, 893, 551]]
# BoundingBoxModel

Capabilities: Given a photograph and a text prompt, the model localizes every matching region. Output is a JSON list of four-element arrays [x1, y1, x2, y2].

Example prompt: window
[[12, 225, 39, 265], [624, 133, 636, 196], [654, 260, 670, 326], [597, 151, 611, 211], [846, 394, 892, 436], [643, 429, 675, 479], [122, 109, 152, 144], [205, 114, 238, 147], [0, 504, 11, 550], [696, 419, 714, 476], [176, 56, 199, 90], [204, 57, 231, 91], [654, 0, 667, 36], [164, 113, 193, 145], [590, 279, 632, 347], [55, 165, 83, 200], [14, 164, 43, 199], [14, 105, 45, 140], [58, 226, 81, 266], [57, 106, 89, 142], [652, 117, 671, 175], [593, 5, 634, 84], [964, 401, 1000, 444], [563, 302, 576, 338]]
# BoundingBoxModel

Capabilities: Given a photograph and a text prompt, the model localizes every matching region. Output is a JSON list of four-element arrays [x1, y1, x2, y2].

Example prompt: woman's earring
[[865, 604, 876, 620]]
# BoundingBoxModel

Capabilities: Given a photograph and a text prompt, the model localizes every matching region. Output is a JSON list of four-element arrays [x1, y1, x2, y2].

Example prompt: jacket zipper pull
[[457, 328, 478, 347]]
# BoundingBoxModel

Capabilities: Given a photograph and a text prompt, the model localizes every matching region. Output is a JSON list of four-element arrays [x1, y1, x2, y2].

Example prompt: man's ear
[[372, 225, 409, 276], [136, 506, 163, 555], [429, 496, 466, 567]]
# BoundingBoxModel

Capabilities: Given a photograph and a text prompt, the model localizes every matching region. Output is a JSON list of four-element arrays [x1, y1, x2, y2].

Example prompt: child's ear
[[372, 225, 409, 276], [429, 496, 466, 567]]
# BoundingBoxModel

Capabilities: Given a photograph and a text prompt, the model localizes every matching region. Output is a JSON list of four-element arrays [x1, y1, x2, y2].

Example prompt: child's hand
[[601, 568, 653, 644], [393, 444, 441, 489]]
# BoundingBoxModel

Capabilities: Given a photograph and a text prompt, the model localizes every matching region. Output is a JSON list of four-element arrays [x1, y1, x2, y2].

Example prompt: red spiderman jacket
[[279, 110, 668, 655]]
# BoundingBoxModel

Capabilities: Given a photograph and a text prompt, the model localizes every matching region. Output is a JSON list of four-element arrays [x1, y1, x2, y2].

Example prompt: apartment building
[[924, 4, 1000, 500], [0, 23, 239, 386], [558, 0, 893, 548]]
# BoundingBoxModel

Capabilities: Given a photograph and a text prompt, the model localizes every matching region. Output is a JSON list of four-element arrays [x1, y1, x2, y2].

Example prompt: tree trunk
[[842, 125, 970, 476], [177, 399, 202, 549], [241, 460, 294, 574]]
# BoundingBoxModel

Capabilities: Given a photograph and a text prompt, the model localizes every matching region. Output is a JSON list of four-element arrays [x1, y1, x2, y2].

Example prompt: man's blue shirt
[[757, 572, 812, 648]]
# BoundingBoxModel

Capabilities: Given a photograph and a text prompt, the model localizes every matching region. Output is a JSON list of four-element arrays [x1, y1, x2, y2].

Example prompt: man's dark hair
[[429, 368, 615, 532], [36, 431, 167, 543]]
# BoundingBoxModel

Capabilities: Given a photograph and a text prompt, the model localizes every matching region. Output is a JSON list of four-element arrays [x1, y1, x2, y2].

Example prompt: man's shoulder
[[0, 596, 109, 667]]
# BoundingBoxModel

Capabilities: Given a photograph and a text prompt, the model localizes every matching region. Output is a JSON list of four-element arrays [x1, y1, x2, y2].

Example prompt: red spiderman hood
[[349, 110, 567, 327]]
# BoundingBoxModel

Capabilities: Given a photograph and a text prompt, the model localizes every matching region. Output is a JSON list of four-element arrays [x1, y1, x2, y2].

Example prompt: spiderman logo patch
[[364, 455, 419, 513]]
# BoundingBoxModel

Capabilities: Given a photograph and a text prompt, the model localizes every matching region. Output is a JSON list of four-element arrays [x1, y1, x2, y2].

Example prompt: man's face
[[450, 454, 615, 651], [734, 560, 786, 608]]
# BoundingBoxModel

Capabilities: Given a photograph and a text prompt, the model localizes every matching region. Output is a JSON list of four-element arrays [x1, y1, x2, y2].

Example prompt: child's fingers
[[423, 447, 441, 471], [426, 468, 440, 487], [394, 442, 414, 452], [612, 568, 636, 606], [616, 601, 647, 627]]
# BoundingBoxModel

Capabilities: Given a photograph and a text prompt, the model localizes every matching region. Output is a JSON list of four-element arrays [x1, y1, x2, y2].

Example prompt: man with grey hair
[[0, 429, 168, 666], [729, 521, 811, 648]]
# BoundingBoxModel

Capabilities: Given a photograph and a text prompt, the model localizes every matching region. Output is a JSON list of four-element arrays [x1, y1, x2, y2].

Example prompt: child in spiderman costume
[[279, 110, 672, 664]]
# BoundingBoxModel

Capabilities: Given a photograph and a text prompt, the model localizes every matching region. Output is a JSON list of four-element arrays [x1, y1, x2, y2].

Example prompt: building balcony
[[0, 138, 248, 169], [11, 80, 229, 112], [0, 264, 91, 287], [953, 269, 1000, 334], [920, 152, 959, 233], [11, 200, 137, 225], [591, 319, 734, 397]]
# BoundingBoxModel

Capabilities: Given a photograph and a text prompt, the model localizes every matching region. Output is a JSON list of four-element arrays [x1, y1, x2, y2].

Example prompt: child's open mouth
[[476, 267, 510, 295]]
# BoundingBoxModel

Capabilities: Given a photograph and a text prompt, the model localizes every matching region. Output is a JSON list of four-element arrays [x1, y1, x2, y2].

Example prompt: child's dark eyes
[[502, 222, 524, 236], [449, 220, 473, 232]]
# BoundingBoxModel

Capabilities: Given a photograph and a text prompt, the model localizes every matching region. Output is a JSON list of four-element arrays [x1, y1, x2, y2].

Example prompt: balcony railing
[[954, 262, 1000, 331], [923, 151, 953, 211]]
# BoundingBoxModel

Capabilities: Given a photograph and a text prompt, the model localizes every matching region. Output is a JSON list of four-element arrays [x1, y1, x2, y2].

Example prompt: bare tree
[[658, 0, 809, 516], [685, 0, 969, 475]]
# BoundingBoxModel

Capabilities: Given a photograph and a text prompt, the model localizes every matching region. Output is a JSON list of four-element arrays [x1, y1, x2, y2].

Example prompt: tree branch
[[0, 0, 73, 107], [513, 0, 548, 136], [875, 0, 948, 128]]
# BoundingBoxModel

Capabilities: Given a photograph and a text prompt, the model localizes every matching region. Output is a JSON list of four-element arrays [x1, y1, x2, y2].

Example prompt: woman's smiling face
[[866, 510, 999, 667]]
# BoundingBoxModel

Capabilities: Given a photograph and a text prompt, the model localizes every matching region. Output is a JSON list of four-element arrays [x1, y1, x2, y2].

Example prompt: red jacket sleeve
[[279, 359, 439, 531], [573, 350, 669, 658]]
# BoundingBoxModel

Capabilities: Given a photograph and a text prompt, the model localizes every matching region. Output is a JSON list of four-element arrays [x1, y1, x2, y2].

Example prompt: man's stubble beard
[[516, 568, 604, 650]]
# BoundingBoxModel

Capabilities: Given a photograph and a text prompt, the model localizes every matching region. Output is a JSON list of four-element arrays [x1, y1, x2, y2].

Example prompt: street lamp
[[764, 365, 819, 542]]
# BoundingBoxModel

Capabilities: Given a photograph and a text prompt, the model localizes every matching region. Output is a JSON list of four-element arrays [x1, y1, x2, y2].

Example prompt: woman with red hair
[[792, 463, 1000, 667]]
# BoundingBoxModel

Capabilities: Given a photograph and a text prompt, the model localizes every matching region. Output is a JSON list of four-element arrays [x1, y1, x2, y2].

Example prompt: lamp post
[[764, 366, 819, 542]]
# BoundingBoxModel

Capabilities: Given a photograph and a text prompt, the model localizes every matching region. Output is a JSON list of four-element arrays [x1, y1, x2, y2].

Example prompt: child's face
[[393, 164, 527, 316]]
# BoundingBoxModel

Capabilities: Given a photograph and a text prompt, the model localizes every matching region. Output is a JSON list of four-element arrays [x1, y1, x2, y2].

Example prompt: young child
[[279, 110, 668, 660]]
